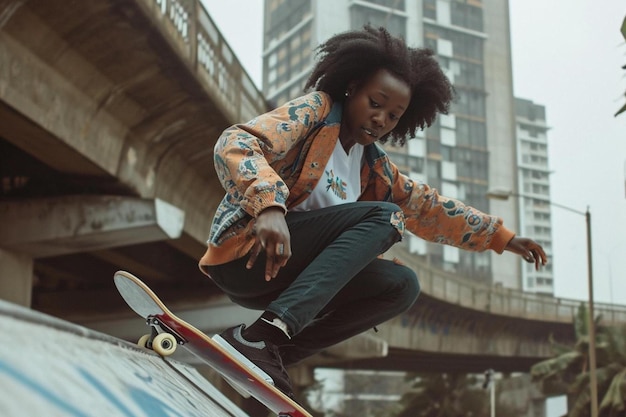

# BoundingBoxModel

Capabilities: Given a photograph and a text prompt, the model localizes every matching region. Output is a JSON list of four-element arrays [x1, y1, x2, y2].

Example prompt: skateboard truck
[[137, 315, 187, 356]]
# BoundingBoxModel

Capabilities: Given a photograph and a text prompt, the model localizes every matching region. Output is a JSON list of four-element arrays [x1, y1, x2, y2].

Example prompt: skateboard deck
[[113, 270, 312, 417]]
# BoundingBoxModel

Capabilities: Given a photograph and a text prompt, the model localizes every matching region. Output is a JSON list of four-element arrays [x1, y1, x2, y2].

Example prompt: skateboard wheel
[[152, 333, 177, 356], [137, 334, 151, 348]]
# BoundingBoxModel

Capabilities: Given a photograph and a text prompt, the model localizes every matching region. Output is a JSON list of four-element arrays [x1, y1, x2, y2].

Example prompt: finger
[[269, 243, 285, 279], [277, 241, 291, 267], [265, 255, 275, 281], [531, 248, 545, 270], [246, 241, 262, 269], [264, 242, 277, 281], [522, 251, 534, 264], [533, 250, 540, 270], [537, 247, 548, 265], [267, 242, 292, 280]]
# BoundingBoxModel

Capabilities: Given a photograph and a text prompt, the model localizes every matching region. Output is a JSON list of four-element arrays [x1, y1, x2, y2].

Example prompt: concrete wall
[[0, 300, 247, 417]]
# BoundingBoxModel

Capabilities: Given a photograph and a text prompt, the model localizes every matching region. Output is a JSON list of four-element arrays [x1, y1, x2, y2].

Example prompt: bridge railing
[[136, 0, 268, 123], [392, 247, 626, 325]]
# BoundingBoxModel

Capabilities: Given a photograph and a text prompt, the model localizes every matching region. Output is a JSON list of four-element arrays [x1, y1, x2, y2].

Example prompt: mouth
[[362, 127, 378, 138]]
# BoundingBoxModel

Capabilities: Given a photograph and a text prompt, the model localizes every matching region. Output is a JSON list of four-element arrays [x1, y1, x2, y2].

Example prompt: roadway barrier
[[0, 300, 247, 417], [136, 0, 268, 123], [390, 246, 626, 324]]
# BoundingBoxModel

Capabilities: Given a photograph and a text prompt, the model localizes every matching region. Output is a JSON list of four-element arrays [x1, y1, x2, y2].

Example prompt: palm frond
[[575, 303, 589, 339], [532, 351, 584, 379], [599, 369, 626, 415], [549, 333, 576, 355]]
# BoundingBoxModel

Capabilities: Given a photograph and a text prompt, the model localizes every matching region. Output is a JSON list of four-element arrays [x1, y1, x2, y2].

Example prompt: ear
[[346, 81, 358, 97]]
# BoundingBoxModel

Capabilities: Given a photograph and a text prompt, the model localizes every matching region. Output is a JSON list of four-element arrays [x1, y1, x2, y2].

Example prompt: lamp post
[[483, 369, 495, 417], [486, 187, 598, 417]]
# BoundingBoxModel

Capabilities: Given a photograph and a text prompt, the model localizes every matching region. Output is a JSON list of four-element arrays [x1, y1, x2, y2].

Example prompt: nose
[[372, 111, 385, 128]]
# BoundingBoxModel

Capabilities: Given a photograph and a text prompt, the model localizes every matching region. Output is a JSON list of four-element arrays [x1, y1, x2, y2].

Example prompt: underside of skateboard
[[136, 316, 296, 417], [114, 270, 311, 417]]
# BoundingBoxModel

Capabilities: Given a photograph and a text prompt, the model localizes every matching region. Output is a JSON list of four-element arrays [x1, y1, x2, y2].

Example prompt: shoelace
[[267, 344, 291, 381]]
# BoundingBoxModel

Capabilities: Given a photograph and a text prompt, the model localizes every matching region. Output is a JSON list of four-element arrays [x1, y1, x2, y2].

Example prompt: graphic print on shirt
[[325, 169, 347, 200]]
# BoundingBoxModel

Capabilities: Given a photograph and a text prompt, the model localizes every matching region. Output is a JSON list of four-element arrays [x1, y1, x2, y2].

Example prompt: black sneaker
[[213, 324, 294, 398]]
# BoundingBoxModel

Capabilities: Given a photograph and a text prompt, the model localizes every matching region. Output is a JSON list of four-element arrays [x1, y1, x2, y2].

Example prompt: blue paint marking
[[0, 359, 90, 417], [76, 368, 136, 417], [128, 386, 190, 417], [1, 356, 208, 417], [78, 367, 195, 417]]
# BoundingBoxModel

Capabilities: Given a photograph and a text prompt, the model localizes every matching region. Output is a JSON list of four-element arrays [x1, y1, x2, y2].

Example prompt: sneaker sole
[[212, 334, 275, 395]]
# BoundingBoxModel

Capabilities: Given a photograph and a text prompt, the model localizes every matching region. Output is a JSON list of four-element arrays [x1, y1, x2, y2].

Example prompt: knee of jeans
[[377, 202, 405, 238], [396, 266, 420, 311], [370, 202, 404, 244]]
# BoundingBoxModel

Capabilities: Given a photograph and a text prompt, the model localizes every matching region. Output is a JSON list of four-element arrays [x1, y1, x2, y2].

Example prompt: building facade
[[262, 0, 543, 290], [514, 98, 554, 294]]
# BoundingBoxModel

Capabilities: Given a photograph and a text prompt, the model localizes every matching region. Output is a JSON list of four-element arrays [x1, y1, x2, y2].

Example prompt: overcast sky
[[201, 0, 626, 306]]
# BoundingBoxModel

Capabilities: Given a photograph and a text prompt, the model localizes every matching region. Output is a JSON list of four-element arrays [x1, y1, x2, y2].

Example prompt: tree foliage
[[531, 304, 626, 417], [616, 15, 626, 117], [391, 372, 525, 417]]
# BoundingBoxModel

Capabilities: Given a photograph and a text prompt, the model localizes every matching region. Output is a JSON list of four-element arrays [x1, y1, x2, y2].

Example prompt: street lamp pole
[[486, 188, 598, 417], [585, 207, 599, 417], [483, 369, 495, 417]]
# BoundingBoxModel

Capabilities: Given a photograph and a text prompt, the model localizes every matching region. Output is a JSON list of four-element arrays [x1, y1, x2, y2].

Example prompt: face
[[339, 69, 411, 150]]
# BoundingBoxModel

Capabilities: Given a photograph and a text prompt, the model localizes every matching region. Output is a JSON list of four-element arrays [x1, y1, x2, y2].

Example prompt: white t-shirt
[[291, 139, 364, 212]]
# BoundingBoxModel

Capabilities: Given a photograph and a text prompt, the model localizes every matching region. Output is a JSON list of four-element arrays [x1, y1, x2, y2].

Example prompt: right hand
[[247, 207, 291, 281]]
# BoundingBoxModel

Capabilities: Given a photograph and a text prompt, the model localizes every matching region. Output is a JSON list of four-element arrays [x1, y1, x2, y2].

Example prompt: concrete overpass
[[1, 0, 625, 385]]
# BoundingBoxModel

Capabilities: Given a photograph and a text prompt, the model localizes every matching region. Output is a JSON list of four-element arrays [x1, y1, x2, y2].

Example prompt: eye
[[389, 113, 399, 121], [369, 98, 380, 108]]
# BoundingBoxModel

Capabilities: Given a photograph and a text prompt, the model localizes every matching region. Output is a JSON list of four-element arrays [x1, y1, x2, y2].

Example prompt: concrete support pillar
[[0, 248, 33, 307]]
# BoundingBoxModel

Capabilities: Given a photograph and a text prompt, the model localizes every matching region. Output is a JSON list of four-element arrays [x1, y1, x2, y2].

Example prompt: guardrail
[[136, 0, 268, 123], [390, 246, 626, 325]]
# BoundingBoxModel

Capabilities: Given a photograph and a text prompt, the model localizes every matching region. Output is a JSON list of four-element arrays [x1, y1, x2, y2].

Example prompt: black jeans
[[205, 202, 420, 365]]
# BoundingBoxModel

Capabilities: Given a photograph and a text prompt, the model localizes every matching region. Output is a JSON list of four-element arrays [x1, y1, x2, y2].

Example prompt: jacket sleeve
[[213, 92, 330, 218], [388, 163, 515, 253]]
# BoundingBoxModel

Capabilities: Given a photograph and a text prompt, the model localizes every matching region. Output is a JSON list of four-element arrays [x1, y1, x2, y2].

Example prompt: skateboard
[[113, 270, 312, 417]]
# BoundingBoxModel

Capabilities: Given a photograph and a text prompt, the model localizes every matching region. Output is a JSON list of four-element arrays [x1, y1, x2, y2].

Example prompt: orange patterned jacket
[[199, 92, 514, 269]]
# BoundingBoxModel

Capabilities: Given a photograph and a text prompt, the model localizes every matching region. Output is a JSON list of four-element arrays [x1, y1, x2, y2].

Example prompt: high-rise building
[[262, 0, 537, 291], [514, 98, 554, 294]]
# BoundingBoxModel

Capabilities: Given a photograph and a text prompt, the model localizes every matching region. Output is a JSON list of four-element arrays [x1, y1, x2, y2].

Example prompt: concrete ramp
[[0, 300, 248, 417]]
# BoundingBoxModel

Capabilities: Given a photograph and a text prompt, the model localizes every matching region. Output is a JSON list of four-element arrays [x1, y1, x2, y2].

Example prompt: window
[[425, 25, 484, 62], [362, 0, 405, 9], [264, 24, 312, 93], [450, 0, 484, 31], [468, 119, 486, 148], [456, 149, 488, 180], [350, 5, 406, 39], [452, 89, 486, 118], [437, 38, 453, 57], [408, 156, 425, 172], [455, 60, 484, 88], [265, 0, 311, 48], [424, 0, 436, 19]]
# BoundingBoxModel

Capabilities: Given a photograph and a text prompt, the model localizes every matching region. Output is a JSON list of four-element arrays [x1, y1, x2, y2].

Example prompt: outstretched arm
[[504, 237, 548, 270]]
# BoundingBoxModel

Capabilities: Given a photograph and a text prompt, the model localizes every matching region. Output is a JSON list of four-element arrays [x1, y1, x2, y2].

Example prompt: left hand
[[247, 207, 291, 281], [504, 237, 548, 271]]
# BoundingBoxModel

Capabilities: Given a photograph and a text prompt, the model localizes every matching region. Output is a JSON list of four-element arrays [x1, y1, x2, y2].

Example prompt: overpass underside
[[0, 0, 257, 316], [0, 0, 606, 378]]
